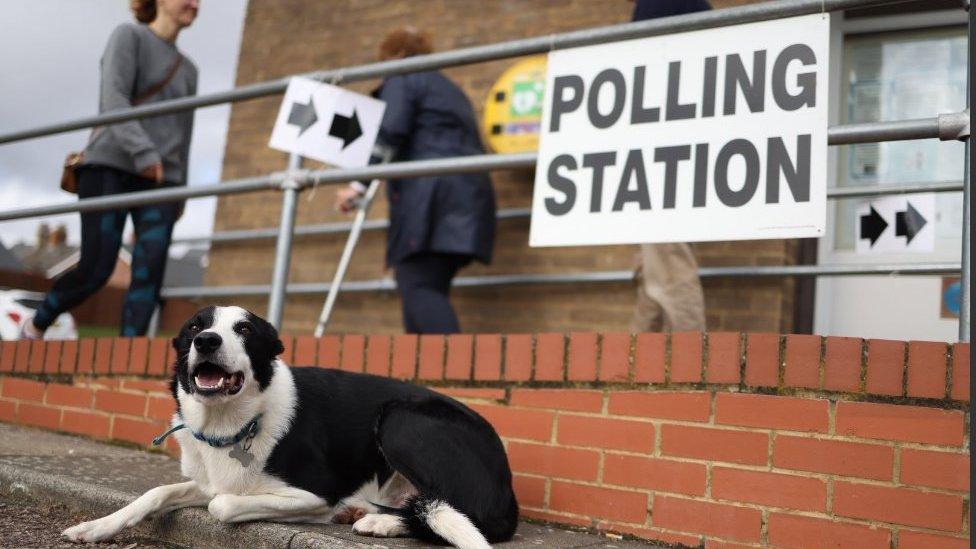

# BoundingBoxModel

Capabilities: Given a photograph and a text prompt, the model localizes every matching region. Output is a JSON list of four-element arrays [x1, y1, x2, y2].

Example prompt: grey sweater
[[84, 23, 197, 185]]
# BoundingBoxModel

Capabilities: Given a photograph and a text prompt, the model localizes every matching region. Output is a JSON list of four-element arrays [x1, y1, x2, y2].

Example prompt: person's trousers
[[394, 252, 470, 334], [629, 243, 706, 332], [33, 166, 178, 336]]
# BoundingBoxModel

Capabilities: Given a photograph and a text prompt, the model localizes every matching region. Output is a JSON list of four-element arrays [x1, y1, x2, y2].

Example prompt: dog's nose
[[193, 332, 222, 353]]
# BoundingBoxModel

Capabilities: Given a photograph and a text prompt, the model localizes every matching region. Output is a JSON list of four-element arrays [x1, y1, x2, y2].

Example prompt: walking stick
[[313, 149, 392, 337]]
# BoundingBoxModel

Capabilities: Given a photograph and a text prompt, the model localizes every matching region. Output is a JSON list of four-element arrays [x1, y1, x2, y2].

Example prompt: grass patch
[[76, 325, 119, 338], [76, 325, 176, 339]]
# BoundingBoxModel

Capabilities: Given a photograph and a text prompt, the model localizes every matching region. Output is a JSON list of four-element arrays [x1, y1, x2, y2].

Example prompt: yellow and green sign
[[483, 55, 547, 153]]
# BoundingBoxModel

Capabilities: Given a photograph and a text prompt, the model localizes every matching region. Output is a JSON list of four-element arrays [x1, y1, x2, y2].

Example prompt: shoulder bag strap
[[88, 54, 183, 144], [133, 54, 183, 106]]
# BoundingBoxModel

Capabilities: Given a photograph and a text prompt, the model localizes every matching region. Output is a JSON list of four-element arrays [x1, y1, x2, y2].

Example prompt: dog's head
[[171, 306, 284, 404]]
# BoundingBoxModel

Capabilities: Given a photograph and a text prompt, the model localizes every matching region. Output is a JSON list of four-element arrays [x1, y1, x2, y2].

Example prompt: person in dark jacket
[[22, 0, 198, 340], [336, 27, 496, 334]]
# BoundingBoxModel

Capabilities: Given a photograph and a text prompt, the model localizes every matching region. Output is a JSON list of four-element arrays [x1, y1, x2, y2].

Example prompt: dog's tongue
[[196, 370, 225, 385]]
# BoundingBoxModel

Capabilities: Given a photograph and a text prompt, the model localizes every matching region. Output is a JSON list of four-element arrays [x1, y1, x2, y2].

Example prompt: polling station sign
[[529, 14, 829, 247]]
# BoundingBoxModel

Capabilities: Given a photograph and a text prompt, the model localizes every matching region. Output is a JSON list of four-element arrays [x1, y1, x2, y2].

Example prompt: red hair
[[378, 27, 433, 61], [131, 0, 157, 23]]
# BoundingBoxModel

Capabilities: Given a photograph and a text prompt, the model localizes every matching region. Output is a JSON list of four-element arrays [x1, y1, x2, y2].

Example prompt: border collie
[[63, 306, 518, 548]]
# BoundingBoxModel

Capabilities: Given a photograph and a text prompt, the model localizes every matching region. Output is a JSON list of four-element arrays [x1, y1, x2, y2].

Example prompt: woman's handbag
[[60, 55, 183, 194]]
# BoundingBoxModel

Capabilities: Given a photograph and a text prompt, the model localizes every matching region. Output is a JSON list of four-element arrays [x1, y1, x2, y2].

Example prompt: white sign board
[[529, 14, 829, 247], [856, 193, 935, 253], [269, 77, 386, 168]]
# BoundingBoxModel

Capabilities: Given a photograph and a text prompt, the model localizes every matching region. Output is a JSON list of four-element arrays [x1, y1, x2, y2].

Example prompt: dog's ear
[[172, 336, 179, 351], [265, 323, 284, 358], [250, 312, 284, 359]]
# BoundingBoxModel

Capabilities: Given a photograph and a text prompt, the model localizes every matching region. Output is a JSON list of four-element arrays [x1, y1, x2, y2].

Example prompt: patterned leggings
[[33, 166, 178, 336]]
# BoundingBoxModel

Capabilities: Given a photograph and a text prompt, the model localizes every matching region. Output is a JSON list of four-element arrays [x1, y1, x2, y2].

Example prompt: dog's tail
[[400, 496, 490, 549]]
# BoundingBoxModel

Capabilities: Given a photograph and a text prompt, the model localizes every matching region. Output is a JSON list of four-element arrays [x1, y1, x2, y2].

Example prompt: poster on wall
[[529, 14, 830, 247]]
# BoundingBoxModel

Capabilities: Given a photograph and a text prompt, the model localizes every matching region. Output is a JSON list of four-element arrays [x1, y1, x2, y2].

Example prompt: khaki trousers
[[629, 243, 706, 332]]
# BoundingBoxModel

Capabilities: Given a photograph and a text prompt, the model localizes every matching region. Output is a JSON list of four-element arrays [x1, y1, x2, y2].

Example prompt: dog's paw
[[208, 494, 240, 523], [352, 513, 407, 537], [332, 504, 368, 524], [62, 517, 122, 543]]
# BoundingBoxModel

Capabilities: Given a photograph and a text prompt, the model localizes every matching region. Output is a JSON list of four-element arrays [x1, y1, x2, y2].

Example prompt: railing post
[[267, 153, 303, 330], [960, 12, 971, 342], [962, 143, 971, 342]]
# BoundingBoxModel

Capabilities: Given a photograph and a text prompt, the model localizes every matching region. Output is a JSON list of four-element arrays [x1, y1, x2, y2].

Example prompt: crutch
[[313, 148, 393, 336]]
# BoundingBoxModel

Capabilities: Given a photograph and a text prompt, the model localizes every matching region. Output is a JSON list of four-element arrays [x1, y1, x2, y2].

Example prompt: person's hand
[[334, 184, 364, 213], [140, 163, 164, 184]]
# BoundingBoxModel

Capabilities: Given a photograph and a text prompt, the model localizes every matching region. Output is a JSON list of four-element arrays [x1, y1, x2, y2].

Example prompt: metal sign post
[[267, 153, 303, 330], [959, 6, 971, 342]]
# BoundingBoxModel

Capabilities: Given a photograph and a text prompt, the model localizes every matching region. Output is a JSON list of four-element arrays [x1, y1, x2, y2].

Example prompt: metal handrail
[[0, 0, 907, 145], [0, 116, 968, 223], [171, 181, 964, 247], [160, 262, 962, 299]]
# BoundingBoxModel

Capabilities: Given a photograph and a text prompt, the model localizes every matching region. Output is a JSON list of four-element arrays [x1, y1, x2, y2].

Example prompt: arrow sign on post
[[269, 77, 386, 168], [895, 202, 928, 244], [855, 193, 935, 253], [859, 205, 888, 246], [287, 97, 318, 136], [328, 109, 362, 149]]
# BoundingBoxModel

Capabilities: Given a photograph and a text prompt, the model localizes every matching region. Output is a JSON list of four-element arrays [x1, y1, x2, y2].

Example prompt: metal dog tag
[[229, 443, 254, 467]]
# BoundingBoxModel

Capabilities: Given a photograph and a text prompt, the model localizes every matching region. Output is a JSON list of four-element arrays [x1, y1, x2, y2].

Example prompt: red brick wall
[[0, 335, 969, 548]]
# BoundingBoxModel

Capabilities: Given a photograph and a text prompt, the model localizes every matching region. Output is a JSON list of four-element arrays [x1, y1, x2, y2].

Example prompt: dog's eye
[[189, 323, 201, 333], [236, 324, 251, 336]]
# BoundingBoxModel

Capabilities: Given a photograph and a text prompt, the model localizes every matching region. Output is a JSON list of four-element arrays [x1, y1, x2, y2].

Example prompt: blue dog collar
[[152, 413, 262, 449]]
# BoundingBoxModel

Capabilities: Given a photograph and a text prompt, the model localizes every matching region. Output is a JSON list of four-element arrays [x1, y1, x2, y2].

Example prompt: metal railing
[[0, 0, 969, 340], [168, 181, 965, 247]]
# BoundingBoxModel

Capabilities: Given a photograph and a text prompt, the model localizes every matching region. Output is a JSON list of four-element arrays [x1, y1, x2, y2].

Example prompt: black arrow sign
[[328, 109, 362, 149], [287, 97, 317, 136], [895, 201, 927, 244], [859, 205, 888, 246]]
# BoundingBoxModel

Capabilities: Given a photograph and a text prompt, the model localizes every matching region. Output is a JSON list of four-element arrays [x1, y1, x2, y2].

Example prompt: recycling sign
[[269, 77, 386, 168], [856, 193, 935, 253]]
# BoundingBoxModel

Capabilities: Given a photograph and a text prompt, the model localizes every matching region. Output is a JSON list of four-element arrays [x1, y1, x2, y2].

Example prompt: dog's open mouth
[[192, 362, 244, 396]]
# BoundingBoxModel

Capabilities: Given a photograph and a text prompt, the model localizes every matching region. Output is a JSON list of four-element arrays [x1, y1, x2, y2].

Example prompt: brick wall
[[0, 334, 968, 548], [206, 0, 800, 334]]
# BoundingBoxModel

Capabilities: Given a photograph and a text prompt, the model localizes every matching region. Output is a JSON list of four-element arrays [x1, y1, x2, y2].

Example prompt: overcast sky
[[0, 1, 248, 252]]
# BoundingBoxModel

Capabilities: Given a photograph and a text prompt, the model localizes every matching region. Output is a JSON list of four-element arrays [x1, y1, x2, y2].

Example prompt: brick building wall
[[0, 334, 968, 547], [206, 0, 799, 335]]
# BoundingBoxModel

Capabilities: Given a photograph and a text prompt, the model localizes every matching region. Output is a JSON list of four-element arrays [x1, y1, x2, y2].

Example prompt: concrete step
[[0, 423, 661, 548]]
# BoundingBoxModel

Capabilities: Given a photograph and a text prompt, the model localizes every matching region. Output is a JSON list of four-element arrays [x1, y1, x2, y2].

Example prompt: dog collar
[[152, 413, 263, 449]]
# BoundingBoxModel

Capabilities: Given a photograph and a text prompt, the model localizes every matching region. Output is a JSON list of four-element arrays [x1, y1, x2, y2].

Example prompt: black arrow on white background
[[287, 97, 317, 136], [895, 201, 928, 244], [859, 205, 888, 246], [328, 109, 362, 149]]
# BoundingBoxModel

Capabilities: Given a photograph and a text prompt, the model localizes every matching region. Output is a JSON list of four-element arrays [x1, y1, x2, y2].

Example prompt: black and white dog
[[63, 306, 518, 548]]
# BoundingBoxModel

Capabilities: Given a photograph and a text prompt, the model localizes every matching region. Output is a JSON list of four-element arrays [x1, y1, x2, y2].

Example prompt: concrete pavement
[[0, 423, 662, 548]]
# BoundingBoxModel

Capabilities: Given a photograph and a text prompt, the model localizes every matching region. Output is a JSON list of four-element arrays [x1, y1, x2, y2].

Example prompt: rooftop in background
[[0, 243, 24, 273], [9, 222, 206, 289]]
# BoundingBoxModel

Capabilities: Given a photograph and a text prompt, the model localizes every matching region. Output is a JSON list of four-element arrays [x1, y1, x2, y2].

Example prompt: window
[[833, 27, 966, 251]]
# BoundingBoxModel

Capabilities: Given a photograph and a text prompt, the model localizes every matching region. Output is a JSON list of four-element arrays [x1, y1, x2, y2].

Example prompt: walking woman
[[22, 0, 198, 339], [336, 27, 496, 334]]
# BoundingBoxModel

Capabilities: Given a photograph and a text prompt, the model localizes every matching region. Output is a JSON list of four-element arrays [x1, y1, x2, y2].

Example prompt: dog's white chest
[[177, 431, 280, 497]]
